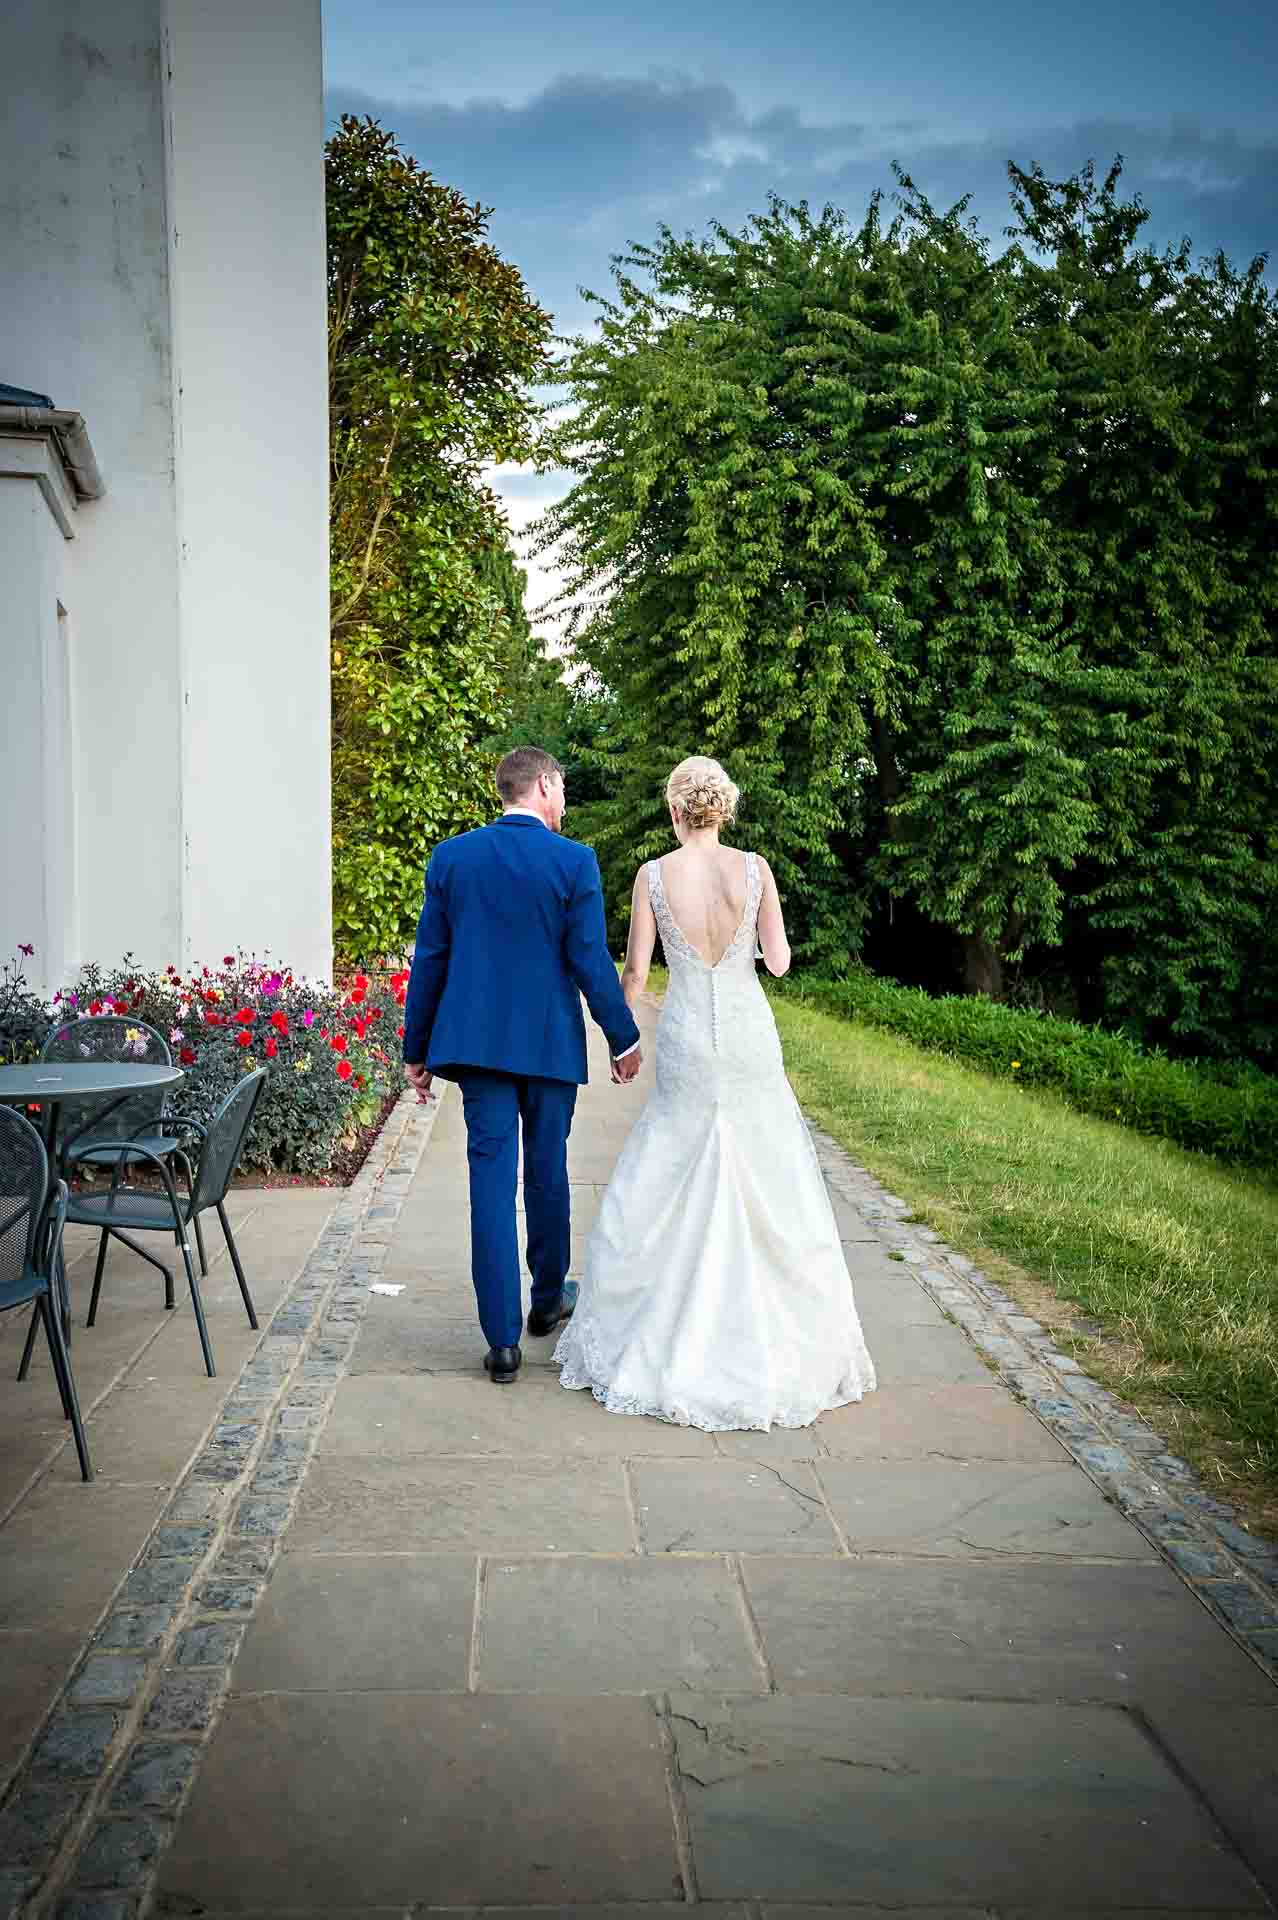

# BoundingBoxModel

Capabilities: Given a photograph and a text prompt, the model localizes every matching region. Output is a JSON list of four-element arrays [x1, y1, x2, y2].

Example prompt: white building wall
[[164, 0, 332, 980], [0, 0, 332, 994]]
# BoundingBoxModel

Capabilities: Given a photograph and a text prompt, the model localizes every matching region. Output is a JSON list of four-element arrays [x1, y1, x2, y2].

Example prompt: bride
[[555, 756, 876, 1431]]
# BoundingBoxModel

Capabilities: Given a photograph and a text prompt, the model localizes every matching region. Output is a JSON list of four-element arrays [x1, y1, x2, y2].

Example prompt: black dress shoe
[[484, 1344, 522, 1384], [526, 1281, 579, 1339]]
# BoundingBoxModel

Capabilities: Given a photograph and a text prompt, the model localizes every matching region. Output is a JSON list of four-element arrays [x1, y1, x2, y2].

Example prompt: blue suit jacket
[[402, 814, 641, 1084]]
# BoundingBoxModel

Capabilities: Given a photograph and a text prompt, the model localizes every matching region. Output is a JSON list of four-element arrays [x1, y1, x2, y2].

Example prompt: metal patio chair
[[0, 1107, 92, 1480], [40, 1015, 209, 1286], [62, 1070, 266, 1378]]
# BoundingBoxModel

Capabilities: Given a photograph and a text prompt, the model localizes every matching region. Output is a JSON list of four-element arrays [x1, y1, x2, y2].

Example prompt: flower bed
[[1, 946, 411, 1180]]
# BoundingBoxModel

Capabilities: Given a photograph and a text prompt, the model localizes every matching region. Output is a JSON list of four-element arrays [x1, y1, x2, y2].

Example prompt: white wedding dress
[[555, 852, 877, 1431]]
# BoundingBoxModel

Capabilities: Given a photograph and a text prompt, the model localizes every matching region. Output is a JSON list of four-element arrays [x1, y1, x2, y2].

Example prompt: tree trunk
[[961, 932, 1004, 999], [868, 710, 903, 833]]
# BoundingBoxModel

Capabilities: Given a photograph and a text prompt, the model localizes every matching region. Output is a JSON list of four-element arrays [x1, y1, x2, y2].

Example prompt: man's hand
[[405, 1063, 433, 1104], [611, 1046, 642, 1085]]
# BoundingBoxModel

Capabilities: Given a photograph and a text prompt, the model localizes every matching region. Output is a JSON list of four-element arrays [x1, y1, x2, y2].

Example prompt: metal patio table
[[0, 1061, 184, 1367]]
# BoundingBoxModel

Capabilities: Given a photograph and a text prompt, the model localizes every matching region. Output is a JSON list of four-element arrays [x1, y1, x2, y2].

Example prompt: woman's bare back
[[657, 845, 751, 969]]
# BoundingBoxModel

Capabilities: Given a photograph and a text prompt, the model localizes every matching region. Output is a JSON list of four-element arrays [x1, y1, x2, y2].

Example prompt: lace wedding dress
[[555, 852, 877, 1431]]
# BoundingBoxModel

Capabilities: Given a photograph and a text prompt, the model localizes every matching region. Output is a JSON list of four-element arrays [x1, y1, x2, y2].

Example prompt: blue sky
[[323, 0, 1277, 625]]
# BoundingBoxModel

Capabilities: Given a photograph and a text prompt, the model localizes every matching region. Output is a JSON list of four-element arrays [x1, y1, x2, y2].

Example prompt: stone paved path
[[143, 1003, 1277, 1915]]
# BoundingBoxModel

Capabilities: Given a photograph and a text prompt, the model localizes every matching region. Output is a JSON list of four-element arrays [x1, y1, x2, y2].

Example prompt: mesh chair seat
[[73, 1130, 190, 1169], [65, 1187, 194, 1232]]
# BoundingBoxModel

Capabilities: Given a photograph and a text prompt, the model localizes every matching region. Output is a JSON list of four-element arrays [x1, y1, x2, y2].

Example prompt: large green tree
[[327, 116, 551, 957], [542, 169, 1278, 1056]]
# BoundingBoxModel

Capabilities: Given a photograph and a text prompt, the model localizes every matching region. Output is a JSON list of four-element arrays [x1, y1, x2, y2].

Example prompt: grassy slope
[[761, 992, 1278, 1530]]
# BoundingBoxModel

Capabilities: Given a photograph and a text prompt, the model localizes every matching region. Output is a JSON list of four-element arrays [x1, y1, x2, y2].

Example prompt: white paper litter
[[369, 1282, 405, 1296]]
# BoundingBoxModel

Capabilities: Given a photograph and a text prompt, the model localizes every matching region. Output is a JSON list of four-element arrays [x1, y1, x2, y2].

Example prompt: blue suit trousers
[[455, 1070, 579, 1351]]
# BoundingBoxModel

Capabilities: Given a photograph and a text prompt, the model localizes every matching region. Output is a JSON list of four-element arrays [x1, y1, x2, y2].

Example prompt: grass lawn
[[761, 993, 1278, 1533]]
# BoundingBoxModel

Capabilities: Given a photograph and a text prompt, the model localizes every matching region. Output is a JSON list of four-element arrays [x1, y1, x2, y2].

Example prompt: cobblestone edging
[[812, 1129, 1278, 1683], [0, 1089, 445, 1920]]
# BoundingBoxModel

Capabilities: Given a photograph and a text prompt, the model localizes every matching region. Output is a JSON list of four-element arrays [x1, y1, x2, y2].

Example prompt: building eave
[[0, 405, 106, 501]]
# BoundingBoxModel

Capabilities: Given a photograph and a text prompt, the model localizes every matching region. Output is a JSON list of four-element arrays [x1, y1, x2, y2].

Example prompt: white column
[[163, 0, 333, 983]]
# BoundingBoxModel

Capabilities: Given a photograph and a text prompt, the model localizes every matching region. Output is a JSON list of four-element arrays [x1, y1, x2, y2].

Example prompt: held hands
[[404, 1063, 433, 1104], [611, 1046, 642, 1086]]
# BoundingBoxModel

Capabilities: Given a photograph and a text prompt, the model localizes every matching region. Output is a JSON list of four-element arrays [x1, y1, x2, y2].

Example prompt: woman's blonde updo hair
[[666, 755, 740, 832]]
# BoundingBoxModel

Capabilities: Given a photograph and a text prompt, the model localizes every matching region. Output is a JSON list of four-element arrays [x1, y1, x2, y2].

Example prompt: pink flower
[[302, 1009, 315, 1028], [18, 942, 34, 957]]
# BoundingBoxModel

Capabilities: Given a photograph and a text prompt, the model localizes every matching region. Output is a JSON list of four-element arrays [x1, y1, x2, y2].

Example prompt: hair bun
[[665, 756, 740, 830]]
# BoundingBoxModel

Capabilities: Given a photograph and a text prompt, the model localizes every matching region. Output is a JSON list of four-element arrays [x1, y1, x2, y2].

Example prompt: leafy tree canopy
[[327, 116, 552, 958], [540, 163, 1278, 1059]]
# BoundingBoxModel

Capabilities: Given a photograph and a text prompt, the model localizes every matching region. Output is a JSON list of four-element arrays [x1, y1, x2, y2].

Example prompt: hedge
[[779, 971, 1278, 1176]]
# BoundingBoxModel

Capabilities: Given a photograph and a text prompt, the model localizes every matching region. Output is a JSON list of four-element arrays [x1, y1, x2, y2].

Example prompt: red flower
[[236, 1031, 252, 1049], [234, 1008, 255, 1026], [397, 1024, 405, 1038], [270, 1010, 289, 1035], [203, 989, 220, 1005], [124, 978, 135, 992], [351, 1017, 369, 1041], [264, 1035, 278, 1059], [354, 973, 369, 992], [335, 1058, 353, 1081], [179, 1046, 196, 1066], [88, 1000, 103, 1016], [204, 1011, 222, 1027], [368, 1005, 383, 1020], [394, 989, 407, 1007], [330, 1033, 348, 1054], [354, 1074, 364, 1088], [223, 955, 235, 966], [348, 987, 366, 1005]]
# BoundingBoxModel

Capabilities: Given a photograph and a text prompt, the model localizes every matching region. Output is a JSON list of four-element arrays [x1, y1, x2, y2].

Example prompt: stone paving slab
[[632, 1460, 840, 1555], [668, 1693, 1267, 1907], [818, 1380, 1072, 1462], [157, 1693, 680, 1908], [321, 1372, 718, 1458], [740, 1555, 1278, 1702], [1136, 1699, 1278, 1901], [477, 1554, 766, 1694], [231, 1554, 476, 1694], [857, 1318, 999, 1385], [350, 1306, 569, 1373], [288, 1454, 636, 1554], [818, 1458, 1157, 1559]]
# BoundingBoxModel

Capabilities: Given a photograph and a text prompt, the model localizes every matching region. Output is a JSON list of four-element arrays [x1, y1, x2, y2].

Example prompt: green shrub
[[780, 971, 1278, 1175], [5, 947, 409, 1178]]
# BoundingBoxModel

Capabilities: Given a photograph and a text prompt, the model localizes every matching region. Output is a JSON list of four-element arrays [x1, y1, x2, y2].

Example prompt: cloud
[[326, 74, 1276, 634], [328, 74, 1276, 339]]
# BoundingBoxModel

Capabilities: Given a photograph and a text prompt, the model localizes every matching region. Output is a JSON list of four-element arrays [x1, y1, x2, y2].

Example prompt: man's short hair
[[495, 745, 564, 805]]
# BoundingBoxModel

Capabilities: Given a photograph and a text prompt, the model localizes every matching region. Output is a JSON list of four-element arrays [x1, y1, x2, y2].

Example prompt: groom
[[402, 747, 642, 1384]]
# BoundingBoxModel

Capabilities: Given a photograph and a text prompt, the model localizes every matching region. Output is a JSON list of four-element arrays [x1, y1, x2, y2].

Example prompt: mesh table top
[[0, 1064, 184, 1100]]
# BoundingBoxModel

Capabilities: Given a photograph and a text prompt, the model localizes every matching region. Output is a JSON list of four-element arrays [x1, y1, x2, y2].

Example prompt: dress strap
[[647, 859, 699, 967]]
